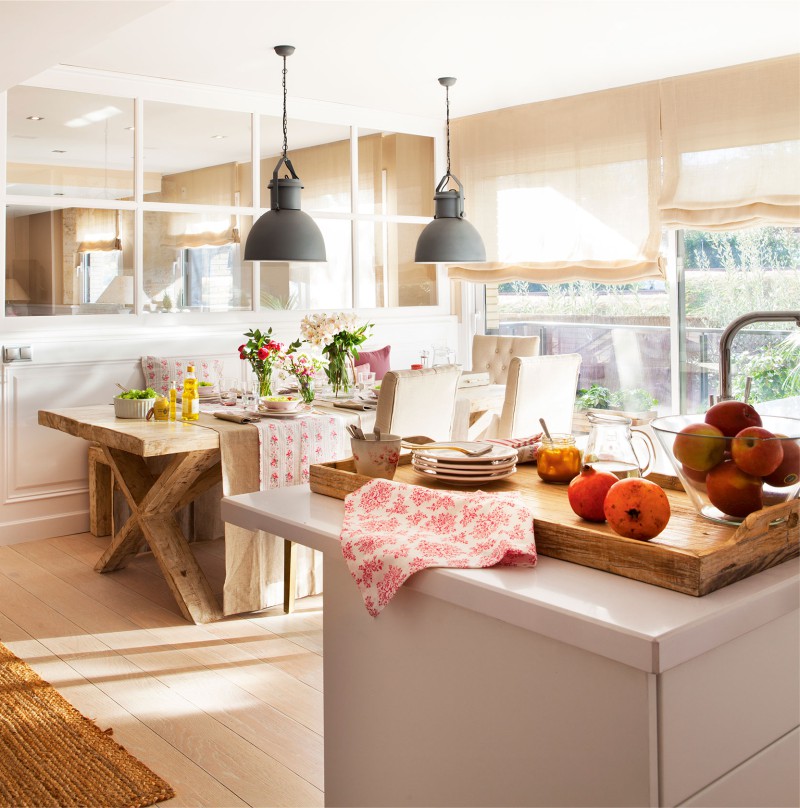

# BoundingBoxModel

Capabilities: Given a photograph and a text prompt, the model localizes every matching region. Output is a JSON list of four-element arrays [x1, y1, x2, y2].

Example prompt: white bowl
[[113, 395, 153, 419], [261, 396, 301, 412]]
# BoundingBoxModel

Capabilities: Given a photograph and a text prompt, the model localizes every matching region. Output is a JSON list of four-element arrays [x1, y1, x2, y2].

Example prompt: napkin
[[340, 479, 536, 616], [213, 410, 261, 424], [485, 432, 543, 463], [333, 399, 376, 411]]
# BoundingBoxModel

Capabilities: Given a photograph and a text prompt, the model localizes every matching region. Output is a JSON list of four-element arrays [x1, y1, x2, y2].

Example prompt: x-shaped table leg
[[94, 445, 224, 624]]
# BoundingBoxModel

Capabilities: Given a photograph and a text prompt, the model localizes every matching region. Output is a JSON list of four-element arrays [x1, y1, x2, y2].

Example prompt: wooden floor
[[0, 532, 324, 807]]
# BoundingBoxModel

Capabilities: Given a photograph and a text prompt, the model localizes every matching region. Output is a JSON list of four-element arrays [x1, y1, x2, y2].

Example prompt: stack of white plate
[[411, 442, 518, 485]]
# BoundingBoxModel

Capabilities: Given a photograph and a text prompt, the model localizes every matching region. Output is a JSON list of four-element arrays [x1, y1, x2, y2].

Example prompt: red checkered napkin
[[340, 479, 536, 616]]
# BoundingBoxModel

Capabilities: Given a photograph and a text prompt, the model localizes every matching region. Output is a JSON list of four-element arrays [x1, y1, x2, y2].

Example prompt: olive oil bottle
[[181, 365, 199, 421]]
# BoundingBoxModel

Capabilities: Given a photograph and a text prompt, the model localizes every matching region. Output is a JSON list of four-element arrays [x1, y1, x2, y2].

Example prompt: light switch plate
[[3, 345, 32, 362]]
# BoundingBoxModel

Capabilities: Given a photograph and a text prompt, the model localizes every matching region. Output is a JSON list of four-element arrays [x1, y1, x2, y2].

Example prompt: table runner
[[195, 411, 353, 615]]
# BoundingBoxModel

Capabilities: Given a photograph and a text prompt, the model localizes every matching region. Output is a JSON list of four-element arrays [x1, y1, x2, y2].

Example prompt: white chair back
[[498, 354, 582, 438], [375, 365, 462, 441], [471, 335, 541, 385]]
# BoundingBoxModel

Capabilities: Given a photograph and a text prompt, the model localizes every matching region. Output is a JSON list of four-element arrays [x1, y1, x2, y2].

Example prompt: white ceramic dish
[[113, 396, 153, 419], [261, 396, 301, 412], [412, 465, 517, 485], [412, 455, 517, 472], [257, 403, 312, 418], [412, 459, 517, 478], [413, 442, 517, 463]]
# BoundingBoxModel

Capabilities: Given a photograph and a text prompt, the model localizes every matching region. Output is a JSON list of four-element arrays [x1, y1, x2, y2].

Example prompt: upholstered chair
[[471, 335, 541, 384], [374, 365, 462, 442], [472, 353, 582, 440]]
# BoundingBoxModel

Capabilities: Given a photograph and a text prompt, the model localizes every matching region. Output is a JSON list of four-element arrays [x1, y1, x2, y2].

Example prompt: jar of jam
[[537, 434, 582, 483]]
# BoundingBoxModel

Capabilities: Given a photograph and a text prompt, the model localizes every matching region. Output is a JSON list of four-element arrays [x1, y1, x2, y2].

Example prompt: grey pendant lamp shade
[[244, 46, 326, 263], [415, 77, 486, 264]]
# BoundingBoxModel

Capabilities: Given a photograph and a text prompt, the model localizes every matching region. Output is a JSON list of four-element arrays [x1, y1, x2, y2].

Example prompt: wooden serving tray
[[310, 455, 799, 597]]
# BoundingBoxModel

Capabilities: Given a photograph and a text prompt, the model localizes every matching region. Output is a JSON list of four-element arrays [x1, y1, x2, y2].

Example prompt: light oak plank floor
[[0, 533, 324, 808]]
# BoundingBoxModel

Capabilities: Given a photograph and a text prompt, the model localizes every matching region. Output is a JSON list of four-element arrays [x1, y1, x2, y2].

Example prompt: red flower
[[257, 346, 269, 360], [237, 344, 245, 352]]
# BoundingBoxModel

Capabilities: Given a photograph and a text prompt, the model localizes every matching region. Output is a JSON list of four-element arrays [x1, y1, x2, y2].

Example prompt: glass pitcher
[[584, 412, 656, 478]]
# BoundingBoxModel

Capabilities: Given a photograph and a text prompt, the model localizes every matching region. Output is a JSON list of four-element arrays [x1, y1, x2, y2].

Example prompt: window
[[80, 251, 123, 303]]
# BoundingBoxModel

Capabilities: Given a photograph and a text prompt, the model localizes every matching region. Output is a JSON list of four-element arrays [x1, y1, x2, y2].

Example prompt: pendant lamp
[[415, 77, 485, 264], [244, 45, 326, 262]]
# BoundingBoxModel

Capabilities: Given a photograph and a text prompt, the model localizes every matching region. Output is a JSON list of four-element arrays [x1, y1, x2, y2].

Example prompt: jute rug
[[0, 641, 174, 808]]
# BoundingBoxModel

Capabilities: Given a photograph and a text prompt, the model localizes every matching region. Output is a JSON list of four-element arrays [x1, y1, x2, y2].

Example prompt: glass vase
[[298, 377, 315, 403], [257, 370, 272, 398], [326, 345, 352, 397]]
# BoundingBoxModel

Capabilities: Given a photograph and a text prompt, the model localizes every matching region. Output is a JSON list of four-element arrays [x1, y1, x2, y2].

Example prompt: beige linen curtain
[[448, 82, 665, 284], [659, 55, 800, 230], [75, 208, 121, 252]]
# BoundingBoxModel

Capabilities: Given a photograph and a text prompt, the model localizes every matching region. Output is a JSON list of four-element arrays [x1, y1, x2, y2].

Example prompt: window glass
[[681, 226, 800, 412], [357, 222, 437, 308], [144, 101, 252, 206], [6, 205, 134, 315], [491, 279, 670, 417], [260, 219, 351, 310], [358, 132, 434, 217], [259, 118, 350, 212], [143, 212, 252, 312], [6, 86, 133, 200]]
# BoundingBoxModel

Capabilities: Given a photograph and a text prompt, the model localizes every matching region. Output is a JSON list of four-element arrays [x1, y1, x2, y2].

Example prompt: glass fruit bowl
[[651, 413, 800, 526]]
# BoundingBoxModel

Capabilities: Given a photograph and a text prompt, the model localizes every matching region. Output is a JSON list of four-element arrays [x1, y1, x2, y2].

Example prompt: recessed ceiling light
[[27, 115, 44, 121], [54, 193, 64, 196], [52, 149, 66, 153], [211, 134, 226, 139]]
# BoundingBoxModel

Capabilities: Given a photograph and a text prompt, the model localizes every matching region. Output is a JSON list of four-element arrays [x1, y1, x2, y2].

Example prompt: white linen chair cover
[[475, 354, 582, 440], [471, 334, 541, 384], [375, 365, 462, 442]]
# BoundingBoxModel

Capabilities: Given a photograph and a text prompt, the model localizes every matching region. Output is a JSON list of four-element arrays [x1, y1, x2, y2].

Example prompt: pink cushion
[[141, 356, 223, 396], [355, 345, 391, 380], [354, 362, 371, 377]]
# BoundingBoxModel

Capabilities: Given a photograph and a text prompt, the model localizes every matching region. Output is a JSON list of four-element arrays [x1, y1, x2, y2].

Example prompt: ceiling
[[5, 0, 799, 119], [2, 0, 798, 190]]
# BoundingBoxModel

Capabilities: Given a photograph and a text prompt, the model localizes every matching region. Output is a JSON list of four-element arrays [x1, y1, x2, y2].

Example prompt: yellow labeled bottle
[[181, 365, 199, 421], [169, 381, 177, 421], [153, 394, 170, 421]]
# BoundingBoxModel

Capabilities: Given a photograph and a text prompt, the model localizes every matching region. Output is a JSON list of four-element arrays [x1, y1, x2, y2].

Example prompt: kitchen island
[[221, 486, 800, 807]]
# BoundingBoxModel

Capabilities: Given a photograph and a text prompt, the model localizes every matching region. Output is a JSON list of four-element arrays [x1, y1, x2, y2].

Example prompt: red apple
[[763, 436, 800, 488], [706, 459, 763, 518], [731, 427, 783, 476], [704, 400, 762, 438], [680, 463, 708, 491], [567, 465, 619, 522], [673, 422, 726, 471]]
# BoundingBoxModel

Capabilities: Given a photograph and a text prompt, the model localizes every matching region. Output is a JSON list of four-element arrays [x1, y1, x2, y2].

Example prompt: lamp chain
[[281, 54, 288, 160], [445, 83, 451, 177]]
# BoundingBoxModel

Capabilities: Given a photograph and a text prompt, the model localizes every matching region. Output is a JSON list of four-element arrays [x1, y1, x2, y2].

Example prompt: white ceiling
[[6, 0, 800, 118]]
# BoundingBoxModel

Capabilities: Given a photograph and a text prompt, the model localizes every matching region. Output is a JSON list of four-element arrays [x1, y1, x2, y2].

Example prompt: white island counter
[[221, 486, 800, 808]]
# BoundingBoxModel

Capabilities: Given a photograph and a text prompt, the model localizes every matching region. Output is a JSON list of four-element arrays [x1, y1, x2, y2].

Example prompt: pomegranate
[[567, 465, 619, 522], [603, 478, 671, 541]]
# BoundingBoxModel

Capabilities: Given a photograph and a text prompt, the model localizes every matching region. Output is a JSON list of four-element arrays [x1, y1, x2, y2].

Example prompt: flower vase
[[327, 345, 352, 398], [257, 372, 272, 398], [298, 377, 315, 403]]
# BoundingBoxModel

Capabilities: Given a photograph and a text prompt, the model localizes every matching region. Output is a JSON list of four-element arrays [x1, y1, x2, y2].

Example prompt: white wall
[[0, 313, 458, 545]]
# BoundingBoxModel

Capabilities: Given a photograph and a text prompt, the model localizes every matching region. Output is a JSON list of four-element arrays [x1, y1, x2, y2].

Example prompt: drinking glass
[[219, 377, 237, 406], [357, 370, 376, 394]]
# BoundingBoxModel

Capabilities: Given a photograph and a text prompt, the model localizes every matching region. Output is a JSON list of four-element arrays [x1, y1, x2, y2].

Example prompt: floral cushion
[[141, 356, 223, 395], [355, 345, 391, 380]]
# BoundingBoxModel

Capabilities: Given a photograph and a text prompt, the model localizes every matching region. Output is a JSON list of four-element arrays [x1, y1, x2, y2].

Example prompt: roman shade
[[659, 55, 800, 230], [75, 208, 121, 252], [447, 82, 665, 284]]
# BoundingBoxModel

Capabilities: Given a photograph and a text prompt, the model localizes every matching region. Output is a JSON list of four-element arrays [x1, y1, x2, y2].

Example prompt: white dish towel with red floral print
[[340, 479, 537, 616]]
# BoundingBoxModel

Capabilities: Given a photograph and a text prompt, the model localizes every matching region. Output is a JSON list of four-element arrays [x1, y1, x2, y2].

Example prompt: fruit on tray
[[704, 400, 762, 438], [706, 459, 764, 518], [730, 427, 784, 477], [762, 436, 800, 487], [603, 478, 671, 541], [567, 465, 619, 522], [673, 422, 726, 471]]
